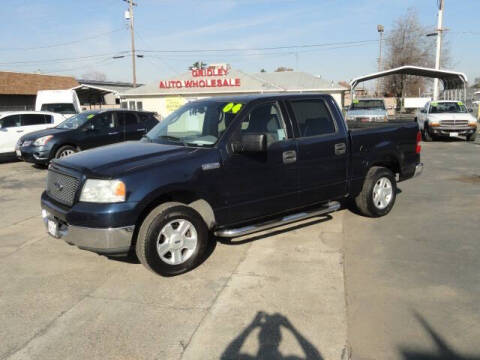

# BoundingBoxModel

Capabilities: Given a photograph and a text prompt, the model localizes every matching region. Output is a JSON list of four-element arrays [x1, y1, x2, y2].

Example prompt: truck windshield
[[146, 101, 242, 147], [41, 103, 77, 114], [350, 100, 385, 110], [56, 112, 96, 129], [429, 102, 467, 113]]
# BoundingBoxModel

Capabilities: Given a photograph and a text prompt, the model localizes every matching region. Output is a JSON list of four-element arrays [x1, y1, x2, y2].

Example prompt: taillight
[[416, 130, 422, 154]]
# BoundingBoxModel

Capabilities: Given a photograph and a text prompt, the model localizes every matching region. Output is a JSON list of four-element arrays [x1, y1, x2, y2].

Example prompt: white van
[[35, 90, 81, 118], [0, 111, 65, 158]]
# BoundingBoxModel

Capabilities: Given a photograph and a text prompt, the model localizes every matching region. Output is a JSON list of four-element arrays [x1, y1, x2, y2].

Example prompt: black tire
[[466, 131, 477, 142], [55, 145, 77, 159], [422, 124, 433, 142], [354, 166, 397, 218], [135, 202, 209, 276]]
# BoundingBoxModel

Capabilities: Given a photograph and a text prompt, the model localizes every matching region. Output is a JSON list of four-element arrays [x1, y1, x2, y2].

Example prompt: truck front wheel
[[466, 131, 477, 142], [135, 202, 209, 276], [422, 125, 434, 142], [354, 167, 397, 217]]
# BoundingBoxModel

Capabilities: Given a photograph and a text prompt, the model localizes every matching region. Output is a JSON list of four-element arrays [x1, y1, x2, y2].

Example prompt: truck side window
[[0, 115, 21, 128], [240, 103, 287, 146], [289, 99, 336, 137]]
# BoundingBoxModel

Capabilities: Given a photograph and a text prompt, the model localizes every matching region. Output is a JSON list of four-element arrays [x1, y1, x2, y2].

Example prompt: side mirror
[[468, 108, 473, 113], [420, 109, 426, 113], [232, 133, 266, 153]]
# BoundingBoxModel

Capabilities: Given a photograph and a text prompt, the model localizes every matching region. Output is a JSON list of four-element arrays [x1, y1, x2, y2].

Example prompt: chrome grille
[[46, 170, 80, 206], [440, 119, 469, 127]]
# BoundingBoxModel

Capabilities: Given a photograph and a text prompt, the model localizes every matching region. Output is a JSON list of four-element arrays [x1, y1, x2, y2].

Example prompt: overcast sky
[[1, 0, 478, 85]]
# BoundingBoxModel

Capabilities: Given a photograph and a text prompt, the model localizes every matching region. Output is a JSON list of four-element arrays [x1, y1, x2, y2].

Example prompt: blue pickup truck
[[41, 94, 422, 276]]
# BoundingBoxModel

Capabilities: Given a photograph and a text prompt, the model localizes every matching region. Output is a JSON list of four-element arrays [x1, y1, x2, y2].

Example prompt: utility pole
[[376, 24, 384, 96], [125, 0, 137, 88], [433, 0, 444, 100]]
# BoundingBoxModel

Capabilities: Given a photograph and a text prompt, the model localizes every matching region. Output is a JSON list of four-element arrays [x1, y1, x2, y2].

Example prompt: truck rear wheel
[[354, 166, 397, 217], [135, 202, 209, 276]]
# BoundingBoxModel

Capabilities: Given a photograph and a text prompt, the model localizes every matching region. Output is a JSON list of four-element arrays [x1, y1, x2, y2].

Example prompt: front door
[[286, 97, 348, 206], [220, 101, 299, 225], [80, 112, 122, 149]]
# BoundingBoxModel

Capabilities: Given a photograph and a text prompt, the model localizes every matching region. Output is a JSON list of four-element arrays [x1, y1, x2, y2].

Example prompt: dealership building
[[119, 66, 347, 118]]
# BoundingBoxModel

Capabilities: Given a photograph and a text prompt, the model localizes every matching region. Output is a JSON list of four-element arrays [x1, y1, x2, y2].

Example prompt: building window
[[128, 101, 136, 110], [136, 101, 143, 110], [121, 102, 128, 109]]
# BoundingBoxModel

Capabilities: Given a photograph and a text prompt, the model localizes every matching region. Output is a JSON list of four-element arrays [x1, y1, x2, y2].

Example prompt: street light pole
[[376, 24, 384, 96], [129, 0, 137, 88], [433, 0, 444, 100]]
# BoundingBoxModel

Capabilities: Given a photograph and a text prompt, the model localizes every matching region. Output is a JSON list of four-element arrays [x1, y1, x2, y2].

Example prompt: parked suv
[[416, 100, 477, 141], [40, 94, 422, 276], [17, 109, 159, 165], [0, 111, 65, 159]]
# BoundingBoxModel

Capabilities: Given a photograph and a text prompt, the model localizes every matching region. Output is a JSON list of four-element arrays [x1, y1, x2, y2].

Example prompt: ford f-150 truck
[[40, 94, 423, 276]]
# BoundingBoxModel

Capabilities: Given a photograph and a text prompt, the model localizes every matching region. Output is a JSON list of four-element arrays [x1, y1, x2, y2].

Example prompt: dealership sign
[[159, 67, 241, 89]]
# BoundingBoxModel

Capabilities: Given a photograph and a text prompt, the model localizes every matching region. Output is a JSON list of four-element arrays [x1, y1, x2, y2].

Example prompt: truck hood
[[20, 127, 72, 141], [346, 109, 387, 117], [55, 141, 198, 177]]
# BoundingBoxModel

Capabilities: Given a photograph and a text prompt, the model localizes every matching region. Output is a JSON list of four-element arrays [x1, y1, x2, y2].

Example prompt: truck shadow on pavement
[[399, 310, 480, 360], [221, 311, 323, 360]]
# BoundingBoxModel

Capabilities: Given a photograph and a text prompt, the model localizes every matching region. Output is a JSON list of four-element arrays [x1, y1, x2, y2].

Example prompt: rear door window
[[288, 99, 337, 137], [21, 114, 50, 126], [0, 115, 21, 128]]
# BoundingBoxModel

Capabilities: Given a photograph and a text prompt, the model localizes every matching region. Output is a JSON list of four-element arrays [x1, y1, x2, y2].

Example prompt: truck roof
[[196, 92, 333, 104]]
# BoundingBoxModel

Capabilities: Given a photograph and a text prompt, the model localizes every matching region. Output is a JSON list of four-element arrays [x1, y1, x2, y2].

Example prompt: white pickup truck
[[416, 100, 478, 141]]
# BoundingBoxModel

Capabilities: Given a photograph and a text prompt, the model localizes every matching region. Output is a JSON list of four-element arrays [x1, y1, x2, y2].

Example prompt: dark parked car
[[40, 94, 422, 276], [16, 109, 159, 165]]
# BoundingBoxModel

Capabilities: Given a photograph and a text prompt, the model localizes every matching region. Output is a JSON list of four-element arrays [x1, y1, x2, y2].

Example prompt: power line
[[136, 39, 381, 54], [0, 51, 131, 66], [0, 28, 126, 52]]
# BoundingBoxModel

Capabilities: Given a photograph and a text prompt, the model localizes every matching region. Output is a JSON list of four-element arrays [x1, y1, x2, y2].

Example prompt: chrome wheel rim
[[372, 177, 393, 210], [59, 149, 75, 158], [157, 219, 198, 265]]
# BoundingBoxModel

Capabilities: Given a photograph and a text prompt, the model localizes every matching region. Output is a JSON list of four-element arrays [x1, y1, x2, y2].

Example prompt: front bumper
[[17, 144, 52, 164], [41, 209, 134, 254], [430, 126, 476, 137]]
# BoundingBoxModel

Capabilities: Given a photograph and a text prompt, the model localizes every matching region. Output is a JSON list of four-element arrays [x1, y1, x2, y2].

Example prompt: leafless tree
[[383, 8, 451, 104], [274, 66, 293, 72], [81, 71, 107, 81]]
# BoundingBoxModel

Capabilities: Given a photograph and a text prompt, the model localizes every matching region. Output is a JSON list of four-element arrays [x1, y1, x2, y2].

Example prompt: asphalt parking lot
[[0, 139, 479, 360]]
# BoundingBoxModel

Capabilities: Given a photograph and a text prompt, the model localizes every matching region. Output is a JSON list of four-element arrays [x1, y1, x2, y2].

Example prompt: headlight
[[346, 116, 355, 121], [429, 119, 440, 127], [33, 135, 53, 146], [79, 179, 126, 203]]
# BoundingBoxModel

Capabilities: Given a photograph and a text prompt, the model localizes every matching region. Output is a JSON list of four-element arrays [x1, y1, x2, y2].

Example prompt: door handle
[[108, 131, 120, 135], [282, 150, 297, 164], [137, 128, 146, 132], [334, 143, 346, 155], [16, 130, 24, 133]]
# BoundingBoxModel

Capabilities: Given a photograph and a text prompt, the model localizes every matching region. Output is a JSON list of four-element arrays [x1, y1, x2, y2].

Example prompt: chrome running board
[[214, 201, 341, 238]]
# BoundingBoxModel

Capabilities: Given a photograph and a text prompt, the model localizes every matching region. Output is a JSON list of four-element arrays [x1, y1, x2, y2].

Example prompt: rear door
[[119, 111, 146, 141], [21, 113, 53, 134], [0, 115, 22, 154], [286, 97, 348, 206]]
